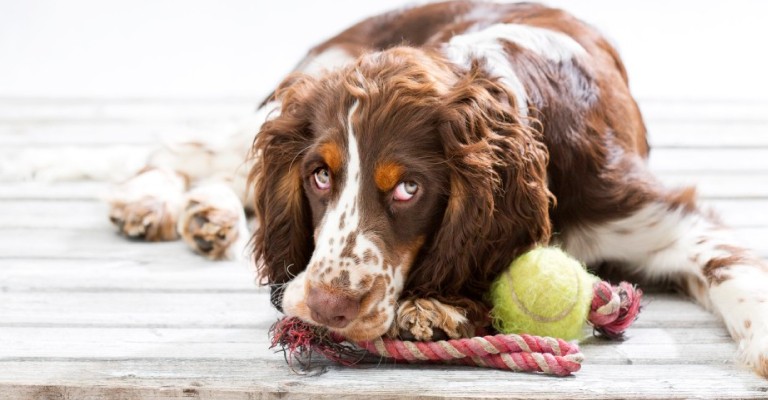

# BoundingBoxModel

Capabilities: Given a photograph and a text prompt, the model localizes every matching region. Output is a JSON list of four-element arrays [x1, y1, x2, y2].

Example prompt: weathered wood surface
[[1, 98, 768, 399]]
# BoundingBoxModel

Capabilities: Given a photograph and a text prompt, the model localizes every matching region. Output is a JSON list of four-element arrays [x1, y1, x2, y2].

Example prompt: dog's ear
[[406, 68, 553, 303], [249, 75, 318, 311]]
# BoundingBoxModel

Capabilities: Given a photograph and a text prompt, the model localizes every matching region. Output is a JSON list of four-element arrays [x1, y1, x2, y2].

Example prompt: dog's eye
[[393, 181, 418, 201], [314, 168, 331, 190]]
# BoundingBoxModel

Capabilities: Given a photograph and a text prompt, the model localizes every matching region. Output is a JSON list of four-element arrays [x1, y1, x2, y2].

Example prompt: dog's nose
[[306, 286, 360, 329]]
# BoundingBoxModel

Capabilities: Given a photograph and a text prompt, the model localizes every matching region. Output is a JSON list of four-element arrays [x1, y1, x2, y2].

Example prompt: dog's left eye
[[393, 181, 418, 201]]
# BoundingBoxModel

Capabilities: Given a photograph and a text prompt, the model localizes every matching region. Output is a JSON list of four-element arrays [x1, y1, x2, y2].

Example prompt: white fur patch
[[561, 202, 734, 280], [444, 30, 529, 119], [296, 47, 355, 77], [481, 23, 587, 62], [106, 167, 186, 204], [443, 23, 587, 120]]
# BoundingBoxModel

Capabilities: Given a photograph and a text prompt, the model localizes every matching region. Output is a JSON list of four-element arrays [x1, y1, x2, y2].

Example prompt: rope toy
[[270, 317, 584, 376], [269, 247, 643, 376], [269, 279, 641, 376]]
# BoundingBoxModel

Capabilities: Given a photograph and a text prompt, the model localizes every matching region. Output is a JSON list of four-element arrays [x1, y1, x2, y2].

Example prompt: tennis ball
[[489, 247, 598, 340]]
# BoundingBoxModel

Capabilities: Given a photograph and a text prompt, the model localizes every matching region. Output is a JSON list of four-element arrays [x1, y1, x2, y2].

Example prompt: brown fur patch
[[358, 275, 373, 290], [665, 186, 699, 214], [331, 270, 351, 289], [757, 355, 768, 379], [318, 142, 344, 173], [374, 161, 404, 192], [110, 197, 179, 241], [703, 255, 743, 285]]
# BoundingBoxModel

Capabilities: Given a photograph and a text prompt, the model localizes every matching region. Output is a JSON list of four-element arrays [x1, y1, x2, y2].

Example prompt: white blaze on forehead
[[316, 101, 362, 242], [310, 102, 399, 289], [444, 23, 587, 120]]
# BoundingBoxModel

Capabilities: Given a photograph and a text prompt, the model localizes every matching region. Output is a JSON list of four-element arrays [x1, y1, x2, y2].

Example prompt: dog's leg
[[177, 181, 249, 260], [106, 167, 187, 241], [561, 187, 768, 377]]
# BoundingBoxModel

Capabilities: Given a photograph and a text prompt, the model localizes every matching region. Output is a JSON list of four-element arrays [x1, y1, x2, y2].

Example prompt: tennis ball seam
[[505, 256, 583, 323]]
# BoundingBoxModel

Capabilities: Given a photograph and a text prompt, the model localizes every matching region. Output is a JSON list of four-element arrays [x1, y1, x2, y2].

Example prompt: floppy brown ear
[[405, 69, 553, 306], [250, 77, 317, 311]]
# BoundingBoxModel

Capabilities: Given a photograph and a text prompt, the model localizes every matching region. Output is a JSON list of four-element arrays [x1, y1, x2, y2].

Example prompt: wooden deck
[[1, 98, 768, 399]]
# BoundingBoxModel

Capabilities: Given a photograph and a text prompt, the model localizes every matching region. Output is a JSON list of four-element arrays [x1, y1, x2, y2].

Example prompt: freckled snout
[[306, 286, 361, 329]]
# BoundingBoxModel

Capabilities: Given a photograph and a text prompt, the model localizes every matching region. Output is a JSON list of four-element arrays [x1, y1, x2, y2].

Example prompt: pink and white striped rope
[[356, 333, 584, 376]]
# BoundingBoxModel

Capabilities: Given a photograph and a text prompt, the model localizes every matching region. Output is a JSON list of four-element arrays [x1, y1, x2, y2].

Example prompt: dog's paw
[[388, 298, 474, 341], [109, 197, 179, 240], [736, 324, 768, 378], [106, 168, 186, 241], [178, 183, 248, 260]]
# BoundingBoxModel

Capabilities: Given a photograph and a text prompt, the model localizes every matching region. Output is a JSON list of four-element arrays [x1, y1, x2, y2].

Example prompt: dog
[[106, 1, 768, 377]]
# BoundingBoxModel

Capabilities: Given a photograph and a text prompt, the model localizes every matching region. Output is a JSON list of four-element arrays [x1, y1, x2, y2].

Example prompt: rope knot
[[588, 281, 643, 339]]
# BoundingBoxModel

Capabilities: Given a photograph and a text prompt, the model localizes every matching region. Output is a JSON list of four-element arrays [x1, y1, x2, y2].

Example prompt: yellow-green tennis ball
[[489, 247, 598, 340]]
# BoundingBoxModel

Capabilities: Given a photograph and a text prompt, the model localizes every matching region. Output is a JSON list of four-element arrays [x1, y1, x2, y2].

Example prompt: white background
[[1, 0, 767, 101]]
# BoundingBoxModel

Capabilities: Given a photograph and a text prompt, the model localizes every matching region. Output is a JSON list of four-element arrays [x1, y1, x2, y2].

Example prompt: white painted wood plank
[[0, 259, 260, 292], [0, 181, 108, 200], [0, 291, 270, 327], [702, 199, 768, 228], [649, 148, 768, 173], [0, 228, 209, 262], [0, 145, 152, 182], [0, 200, 109, 229], [0, 122, 233, 146], [659, 174, 768, 198], [638, 100, 768, 123], [0, 100, 255, 123], [648, 121, 768, 148], [1, 361, 766, 400]]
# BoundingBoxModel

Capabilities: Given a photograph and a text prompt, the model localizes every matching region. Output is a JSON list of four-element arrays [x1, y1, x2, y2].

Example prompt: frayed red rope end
[[269, 317, 365, 369], [588, 281, 643, 339]]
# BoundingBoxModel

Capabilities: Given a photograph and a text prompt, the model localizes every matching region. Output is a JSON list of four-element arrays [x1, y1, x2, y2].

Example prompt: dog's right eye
[[313, 168, 332, 190]]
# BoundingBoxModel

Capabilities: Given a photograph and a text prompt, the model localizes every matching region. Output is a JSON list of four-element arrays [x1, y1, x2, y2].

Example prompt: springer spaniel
[[107, 1, 768, 376]]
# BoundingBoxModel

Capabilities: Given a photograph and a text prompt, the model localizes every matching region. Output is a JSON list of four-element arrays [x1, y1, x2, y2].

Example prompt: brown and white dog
[[107, 1, 768, 376]]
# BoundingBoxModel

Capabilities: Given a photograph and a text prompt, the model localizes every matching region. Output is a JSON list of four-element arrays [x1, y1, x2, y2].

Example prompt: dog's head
[[251, 47, 551, 340]]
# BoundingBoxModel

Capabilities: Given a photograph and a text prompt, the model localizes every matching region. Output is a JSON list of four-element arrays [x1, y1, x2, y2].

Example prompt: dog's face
[[278, 49, 453, 340], [252, 47, 551, 340]]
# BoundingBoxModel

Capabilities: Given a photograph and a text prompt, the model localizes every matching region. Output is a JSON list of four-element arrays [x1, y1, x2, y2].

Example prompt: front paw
[[388, 298, 474, 341], [178, 184, 247, 260], [106, 168, 186, 241], [738, 332, 768, 378], [109, 197, 179, 241]]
